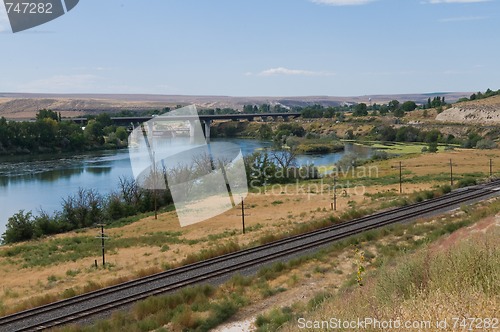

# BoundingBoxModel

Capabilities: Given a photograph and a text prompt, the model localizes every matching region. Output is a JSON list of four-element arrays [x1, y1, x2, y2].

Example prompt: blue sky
[[0, 0, 498, 96]]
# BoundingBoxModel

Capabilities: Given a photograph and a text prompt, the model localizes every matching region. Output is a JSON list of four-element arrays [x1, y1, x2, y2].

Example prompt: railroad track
[[1, 179, 500, 331]]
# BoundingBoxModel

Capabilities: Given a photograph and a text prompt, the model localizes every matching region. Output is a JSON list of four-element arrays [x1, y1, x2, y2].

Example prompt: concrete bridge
[[70, 112, 301, 141]]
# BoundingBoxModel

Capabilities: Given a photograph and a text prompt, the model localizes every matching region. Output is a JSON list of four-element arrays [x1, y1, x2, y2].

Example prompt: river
[[0, 140, 372, 235]]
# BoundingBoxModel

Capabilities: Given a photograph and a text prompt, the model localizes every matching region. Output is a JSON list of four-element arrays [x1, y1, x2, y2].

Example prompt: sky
[[0, 0, 498, 96]]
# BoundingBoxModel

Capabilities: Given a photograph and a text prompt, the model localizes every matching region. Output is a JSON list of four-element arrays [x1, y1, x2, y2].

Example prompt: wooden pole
[[333, 176, 337, 211], [399, 161, 402, 194], [241, 197, 246, 234], [490, 159, 493, 179], [100, 224, 105, 266], [153, 152, 157, 220], [450, 159, 454, 187]]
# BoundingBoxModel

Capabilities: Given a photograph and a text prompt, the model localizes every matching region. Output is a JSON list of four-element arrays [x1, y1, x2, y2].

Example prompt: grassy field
[[279, 203, 500, 332], [0, 148, 499, 318], [46, 194, 500, 332], [362, 141, 450, 154]]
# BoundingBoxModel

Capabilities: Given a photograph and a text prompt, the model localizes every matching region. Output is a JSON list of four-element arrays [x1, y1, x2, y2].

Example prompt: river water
[[0, 140, 371, 235]]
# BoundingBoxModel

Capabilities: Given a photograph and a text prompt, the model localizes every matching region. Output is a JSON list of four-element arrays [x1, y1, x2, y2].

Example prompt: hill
[[436, 95, 500, 124], [0, 92, 470, 119]]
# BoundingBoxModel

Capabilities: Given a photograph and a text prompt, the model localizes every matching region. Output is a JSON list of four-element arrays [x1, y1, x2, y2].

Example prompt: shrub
[[2, 210, 35, 244], [440, 185, 452, 194], [428, 141, 438, 153], [476, 139, 497, 150], [457, 177, 477, 188], [370, 150, 389, 161]]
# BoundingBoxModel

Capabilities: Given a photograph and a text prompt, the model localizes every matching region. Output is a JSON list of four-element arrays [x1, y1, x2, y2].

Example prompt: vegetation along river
[[0, 140, 372, 235]]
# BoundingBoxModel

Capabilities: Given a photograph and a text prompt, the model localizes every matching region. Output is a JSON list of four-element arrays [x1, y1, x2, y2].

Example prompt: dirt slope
[[436, 95, 500, 124]]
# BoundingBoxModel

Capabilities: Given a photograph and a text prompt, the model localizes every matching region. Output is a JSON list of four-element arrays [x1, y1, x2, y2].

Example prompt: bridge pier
[[189, 120, 196, 144], [203, 119, 212, 143]]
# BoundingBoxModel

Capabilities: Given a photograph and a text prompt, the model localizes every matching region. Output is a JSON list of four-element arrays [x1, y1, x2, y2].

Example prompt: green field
[[357, 141, 452, 154]]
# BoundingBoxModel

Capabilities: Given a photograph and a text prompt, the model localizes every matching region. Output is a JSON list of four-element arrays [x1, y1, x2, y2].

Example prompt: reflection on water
[[84, 167, 112, 175], [0, 159, 114, 186], [295, 143, 372, 167], [0, 140, 372, 235], [345, 143, 373, 158], [0, 150, 134, 235]]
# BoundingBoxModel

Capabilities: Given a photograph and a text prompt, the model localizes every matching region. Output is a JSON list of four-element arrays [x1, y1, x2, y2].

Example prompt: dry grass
[[34, 198, 500, 331], [1, 148, 498, 316], [280, 214, 500, 332]]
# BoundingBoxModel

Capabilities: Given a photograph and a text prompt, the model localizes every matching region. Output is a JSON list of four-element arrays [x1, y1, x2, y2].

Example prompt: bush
[[475, 139, 497, 150], [458, 177, 477, 188], [2, 211, 35, 244], [336, 152, 358, 171], [440, 185, 452, 194], [370, 150, 389, 161], [2, 178, 174, 244], [428, 142, 438, 153]]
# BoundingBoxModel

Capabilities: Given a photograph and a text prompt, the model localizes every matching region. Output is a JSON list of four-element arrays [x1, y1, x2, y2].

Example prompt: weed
[[307, 292, 332, 311], [47, 275, 58, 283], [256, 307, 294, 332], [182, 241, 240, 265], [65, 269, 81, 277], [313, 265, 329, 274]]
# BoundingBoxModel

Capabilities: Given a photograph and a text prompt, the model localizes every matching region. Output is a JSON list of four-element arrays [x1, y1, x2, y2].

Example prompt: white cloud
[[438, 16, 488, 22], [19, 74, 100, 93], [426, 0, 490, 3], [252, 67, 335, 77], [310, 0, 375, 5]]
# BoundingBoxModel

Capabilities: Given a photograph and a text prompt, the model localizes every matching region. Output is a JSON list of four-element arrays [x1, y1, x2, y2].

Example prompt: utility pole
[[490, 159, 493, 179], [399, 161, 402, 194], [450, 159, 454, 187], [237, 197, 250, 234], [391, 162, 404, 194], [95, 224, 108, 266], [153, 151, 157, 220], [241, 198, 245, 234], [333, 175, 337, 211]]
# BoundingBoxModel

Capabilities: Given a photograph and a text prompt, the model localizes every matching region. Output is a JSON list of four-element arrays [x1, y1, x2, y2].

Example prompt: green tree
[[424, 129, 441, 143], [244, 151, 277, 186], [36, 109, 59, 121], [243, 105, 254, 114], [428, 141, 438, 153], [96, 113, 113, 127], [259, 104, 271, 113], [0, 117, 9, 148], [37, 118, 58, 147], [388, 100, 400, 112], [353, 103, 368, 116], [258, 124, 273, 140], [393, 108, 406, 117], [115, 127, 129, 141], [379, 105, 389, 116], [2, 210, 34, 244], [400, 101, 417, 113], [84, 120, 105, 145]]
